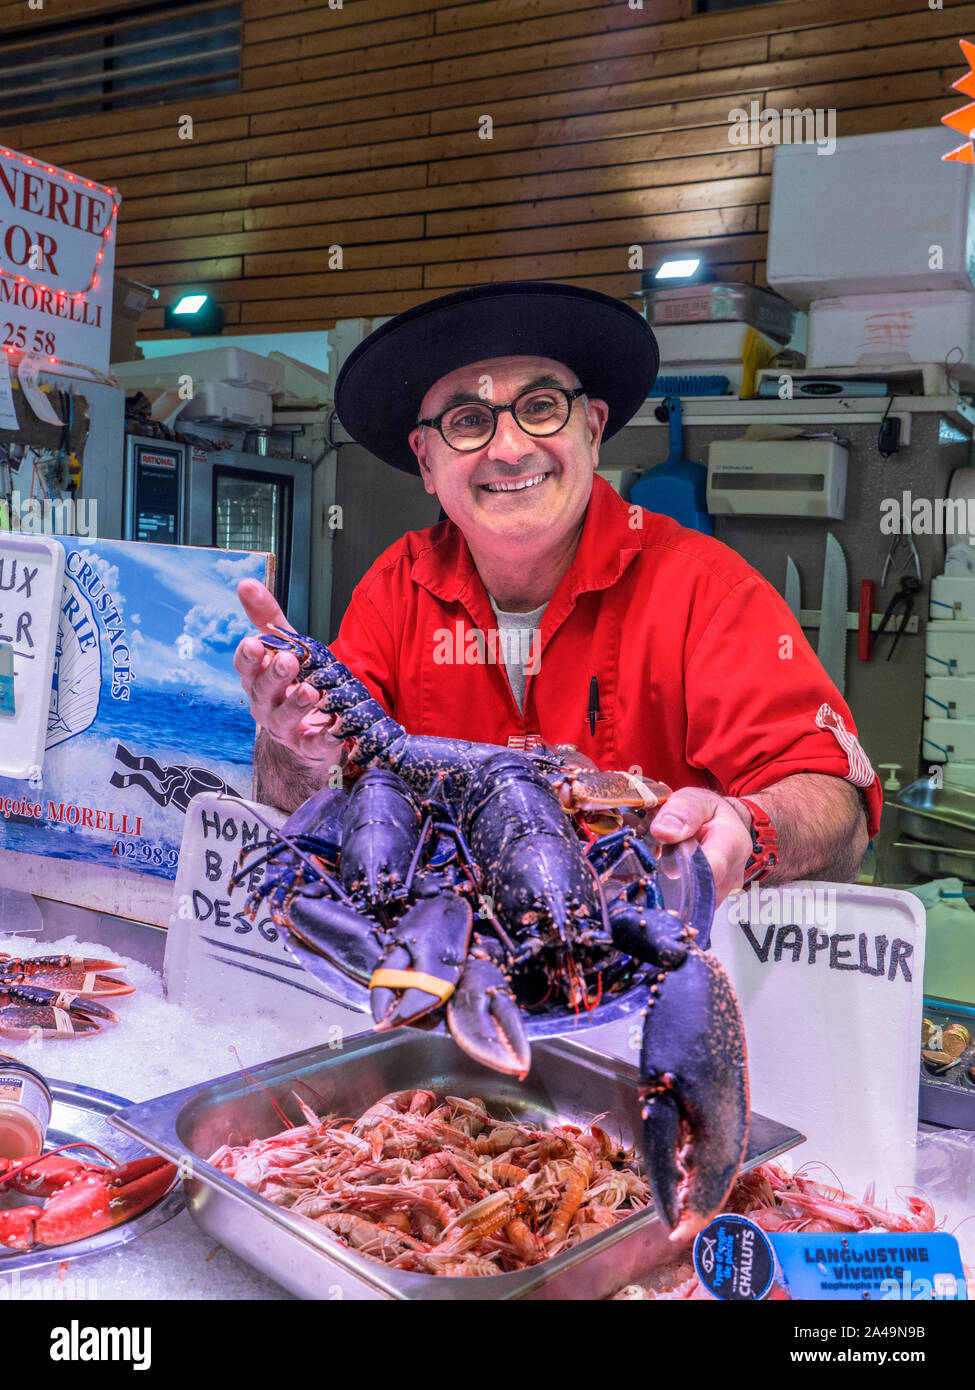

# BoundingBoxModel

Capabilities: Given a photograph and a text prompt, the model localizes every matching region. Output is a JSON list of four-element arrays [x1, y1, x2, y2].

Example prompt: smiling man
[[235, 281, 881, 902]]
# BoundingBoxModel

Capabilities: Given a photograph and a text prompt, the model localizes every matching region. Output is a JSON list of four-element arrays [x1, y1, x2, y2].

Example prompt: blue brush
[[648, 374, 729, 397]]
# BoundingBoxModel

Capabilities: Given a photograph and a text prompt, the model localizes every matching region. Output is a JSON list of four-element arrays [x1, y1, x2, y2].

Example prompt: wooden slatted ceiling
[[0, 0, 966, 336]]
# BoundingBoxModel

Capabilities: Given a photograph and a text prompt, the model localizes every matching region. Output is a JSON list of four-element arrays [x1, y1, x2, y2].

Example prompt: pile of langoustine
[[209, 1087, 651, 1277]]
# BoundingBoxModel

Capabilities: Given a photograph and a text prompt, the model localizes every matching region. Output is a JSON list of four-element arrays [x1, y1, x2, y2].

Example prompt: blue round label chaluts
[[693, 1214, 775, 1301]]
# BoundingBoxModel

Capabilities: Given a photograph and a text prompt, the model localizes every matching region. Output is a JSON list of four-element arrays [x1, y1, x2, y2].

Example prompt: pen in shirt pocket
[[588, 676, 600, 735]]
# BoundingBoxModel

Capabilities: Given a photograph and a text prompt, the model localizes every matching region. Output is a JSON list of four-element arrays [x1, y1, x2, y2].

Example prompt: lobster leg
[[639, 946, 749, 1243], [446, 954, 531, 1079], [0, 982, 118, 1039], [370, 894, 473, 1029]]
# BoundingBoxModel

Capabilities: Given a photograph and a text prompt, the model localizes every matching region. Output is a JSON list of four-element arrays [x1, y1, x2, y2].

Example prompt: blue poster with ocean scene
[[0, 538, 269, 880]]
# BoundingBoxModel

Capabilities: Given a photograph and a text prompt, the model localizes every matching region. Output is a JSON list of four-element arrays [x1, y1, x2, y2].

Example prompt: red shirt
[[332, 475, 882, 837]]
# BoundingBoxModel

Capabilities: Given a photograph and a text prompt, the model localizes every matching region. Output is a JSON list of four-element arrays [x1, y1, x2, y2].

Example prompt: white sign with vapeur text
[[0, 147, 120, 372], [585, 881, 925, 1198], [711, 881, 926, 1197]]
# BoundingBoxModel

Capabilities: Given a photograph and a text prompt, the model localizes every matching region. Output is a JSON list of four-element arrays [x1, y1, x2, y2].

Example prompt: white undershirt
[[488, 596, 547, 713]]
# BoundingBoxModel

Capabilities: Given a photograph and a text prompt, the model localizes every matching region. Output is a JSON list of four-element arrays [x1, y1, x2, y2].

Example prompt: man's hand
[[651, 789, 752, 905], [234, 578, 345, 768], [649, 774, 871, 903]]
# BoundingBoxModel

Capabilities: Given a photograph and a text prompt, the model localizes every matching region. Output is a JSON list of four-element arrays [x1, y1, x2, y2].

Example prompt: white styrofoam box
[[652, 320, 777, 365], [112, 347, 286, 395], [926, 619, 975, 677], [923, 716, 975, 762], [767, 128, 975, 306], [946, 470, 975, 551], [931, 575, 975, 621], [925, 675, 975, 720], [177, 381, 272, 428], [943, 761, 975, 790], [806, 290, 975, 369], [596, 466, 640, 499], [268, 350, 331, 405]]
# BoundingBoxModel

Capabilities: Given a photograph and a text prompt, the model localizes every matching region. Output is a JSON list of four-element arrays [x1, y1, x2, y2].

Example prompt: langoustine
[[209, 1090, 650, 1277]]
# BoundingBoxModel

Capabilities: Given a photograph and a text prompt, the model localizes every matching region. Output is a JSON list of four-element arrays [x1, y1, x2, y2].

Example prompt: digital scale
[[757, 377, 890, 398]]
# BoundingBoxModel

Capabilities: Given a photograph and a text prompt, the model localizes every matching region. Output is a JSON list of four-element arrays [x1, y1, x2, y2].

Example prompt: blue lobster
[[232, 627, 749, 1242]]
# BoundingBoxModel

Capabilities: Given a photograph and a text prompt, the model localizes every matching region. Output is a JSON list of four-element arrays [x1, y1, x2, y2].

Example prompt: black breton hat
[[334, 281, 659, 475]]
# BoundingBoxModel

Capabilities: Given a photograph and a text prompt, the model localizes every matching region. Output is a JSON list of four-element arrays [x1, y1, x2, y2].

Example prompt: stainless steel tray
[[896, 779, 975, 852], [919, 999, 975, 1130], [641, 282, 796, 343], [892, 839, 975, 881], [0, 1078, 184, 1275], [111, 1030, 803, 1301]]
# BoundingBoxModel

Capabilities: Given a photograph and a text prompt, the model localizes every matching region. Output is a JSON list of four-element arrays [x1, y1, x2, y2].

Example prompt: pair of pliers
[[870, 574, 921, 660], [880, 533, 921, 587]]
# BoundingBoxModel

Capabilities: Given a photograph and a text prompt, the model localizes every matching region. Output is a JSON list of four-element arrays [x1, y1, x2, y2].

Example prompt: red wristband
[[738, 797, 778, 885]]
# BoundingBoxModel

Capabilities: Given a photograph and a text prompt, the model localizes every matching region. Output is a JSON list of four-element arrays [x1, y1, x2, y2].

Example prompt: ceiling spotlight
[[164, 292, 224, 335]]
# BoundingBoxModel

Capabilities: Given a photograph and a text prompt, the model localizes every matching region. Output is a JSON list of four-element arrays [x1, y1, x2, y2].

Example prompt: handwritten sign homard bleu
[[0, 147, 120, 372], [164, 793, 364, 1045]]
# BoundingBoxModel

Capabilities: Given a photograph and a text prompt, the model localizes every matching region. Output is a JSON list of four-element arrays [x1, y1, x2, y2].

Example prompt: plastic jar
[[0, 1054, 53, 1158]]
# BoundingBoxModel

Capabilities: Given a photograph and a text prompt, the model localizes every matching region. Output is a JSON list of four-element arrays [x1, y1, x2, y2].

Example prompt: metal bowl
[[891, 839, 975, 881], [896, 779, 975, 852], [111, 1029, 802, 1301]]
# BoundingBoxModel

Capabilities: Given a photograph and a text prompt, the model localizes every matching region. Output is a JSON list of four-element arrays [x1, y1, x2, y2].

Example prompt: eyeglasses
[[416, 386, 587, 452]]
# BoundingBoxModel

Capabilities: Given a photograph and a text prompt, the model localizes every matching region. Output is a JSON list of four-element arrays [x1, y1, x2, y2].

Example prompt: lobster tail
[[340, 769, 421, 908]]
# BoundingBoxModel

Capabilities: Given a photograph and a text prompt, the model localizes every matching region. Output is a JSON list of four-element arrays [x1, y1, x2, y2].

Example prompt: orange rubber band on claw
[[368, 968, 455, 1003]]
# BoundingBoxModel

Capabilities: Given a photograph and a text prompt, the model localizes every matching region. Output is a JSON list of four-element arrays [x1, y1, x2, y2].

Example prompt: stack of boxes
[[924, 574, 975, 786], [770, 129, 975, 788], [768, 128, 975, 374]]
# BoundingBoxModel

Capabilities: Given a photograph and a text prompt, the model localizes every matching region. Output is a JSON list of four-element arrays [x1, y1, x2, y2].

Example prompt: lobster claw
[[0, 1153, 177, 1250], [639, 946, 749, 1244], [607, 899, 689, 971], [286, 887, 386, 985], [446, 955, 531, 1080], [370, 894, 473, 1030], [34, 1156, 174, 1246], [0, 955, 134, 998], [0, 982, 117, 1040]]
